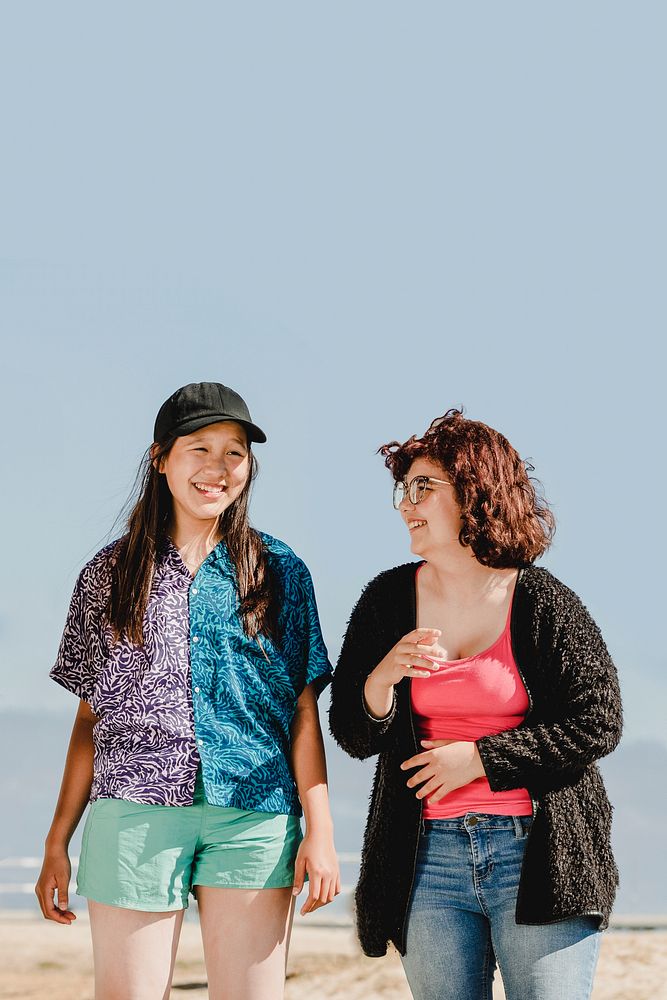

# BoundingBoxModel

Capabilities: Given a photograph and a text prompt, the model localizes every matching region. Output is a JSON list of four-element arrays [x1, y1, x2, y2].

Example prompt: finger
[[292, 856, 306, 896], [403, 667, 433, 678], [34, 883, 49, 920], [415, 777, 445, 800], [406, 766, 434, 788], [398, 646, 443, 666], [311, 873, 323, 903], [56, 877, 69, 915], [319, 877, 332, 904], [399, 662, 438, 679], [401, 751, 432, 770], [427, 785, 451, 803], [40, 880, 73, 924], [301, 874, 322, 915], [405, 628, 441, 644], [40, 878, 59, 919], [403, 655, 442, 672], [418, 654, 446, 667], [415, 643, 448, 658]]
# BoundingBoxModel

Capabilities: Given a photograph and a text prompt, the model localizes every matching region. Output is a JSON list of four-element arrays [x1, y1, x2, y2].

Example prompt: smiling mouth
[[408, 520, 427, 531], [193, 482, 226, 496]]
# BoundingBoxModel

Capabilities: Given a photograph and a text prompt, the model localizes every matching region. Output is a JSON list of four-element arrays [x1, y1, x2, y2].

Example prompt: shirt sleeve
[[295, 560, 332, 697], [50, 558, 108, 705]]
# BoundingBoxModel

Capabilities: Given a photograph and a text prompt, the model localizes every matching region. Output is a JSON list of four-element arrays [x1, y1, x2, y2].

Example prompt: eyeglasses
[[392, 475, 452, 510]]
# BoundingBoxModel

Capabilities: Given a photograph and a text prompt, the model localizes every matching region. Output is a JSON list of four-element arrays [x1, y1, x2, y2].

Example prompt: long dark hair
[[107, 437, 279, 646]]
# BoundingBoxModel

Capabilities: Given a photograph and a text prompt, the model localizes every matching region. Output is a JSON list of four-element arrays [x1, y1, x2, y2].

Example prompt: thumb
[[292, 855, 306, 896], [56, 877, 68, 912]]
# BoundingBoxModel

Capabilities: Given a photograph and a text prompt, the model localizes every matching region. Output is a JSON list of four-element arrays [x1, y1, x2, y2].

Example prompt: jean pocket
[[513, 815, 533, 839]]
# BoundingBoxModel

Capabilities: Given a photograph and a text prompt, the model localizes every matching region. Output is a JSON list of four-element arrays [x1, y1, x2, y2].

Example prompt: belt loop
[[512, 815, 523, 839]]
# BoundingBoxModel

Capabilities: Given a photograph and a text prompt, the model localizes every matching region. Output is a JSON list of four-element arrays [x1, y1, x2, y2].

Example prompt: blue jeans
[[401, 815, 601, 1000]]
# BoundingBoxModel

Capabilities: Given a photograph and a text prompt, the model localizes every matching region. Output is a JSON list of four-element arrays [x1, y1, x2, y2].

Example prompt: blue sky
[[1, 3, 665, 747]]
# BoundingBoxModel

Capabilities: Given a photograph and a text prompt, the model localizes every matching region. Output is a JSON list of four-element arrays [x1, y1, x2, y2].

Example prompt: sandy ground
[[1, 913, 666, 999]]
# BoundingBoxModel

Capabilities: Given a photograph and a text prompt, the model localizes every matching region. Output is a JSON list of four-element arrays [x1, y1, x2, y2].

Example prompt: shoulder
[[258, 531, 307, 572], [257, 532, 317, 596], [517, 564, 599, 630], [76, 539, 121, 591], [353, 561, 420, 612], [519, 564, 585, 605]]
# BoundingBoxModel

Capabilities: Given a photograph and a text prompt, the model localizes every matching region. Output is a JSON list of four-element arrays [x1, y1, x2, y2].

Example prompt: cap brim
[[173, 416, 267, 444]]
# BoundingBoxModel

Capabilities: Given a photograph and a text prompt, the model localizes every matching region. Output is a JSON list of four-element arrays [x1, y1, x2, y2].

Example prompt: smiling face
[[156, 421, 251, 536], [398, 457, 464, 559]]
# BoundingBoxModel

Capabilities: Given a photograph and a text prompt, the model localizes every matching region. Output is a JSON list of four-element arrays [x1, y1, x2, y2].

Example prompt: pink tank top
[[411, 567, 533, 819]]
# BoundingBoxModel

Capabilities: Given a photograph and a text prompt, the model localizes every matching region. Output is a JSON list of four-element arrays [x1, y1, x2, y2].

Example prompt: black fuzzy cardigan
[[328, 562, 622, 957]]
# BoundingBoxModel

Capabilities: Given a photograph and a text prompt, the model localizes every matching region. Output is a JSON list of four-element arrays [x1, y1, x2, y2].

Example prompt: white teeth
[[409, 520, 427, 530], [194, 483, 224, 494]]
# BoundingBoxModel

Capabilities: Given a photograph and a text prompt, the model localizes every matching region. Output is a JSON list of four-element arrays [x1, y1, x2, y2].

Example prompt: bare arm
[[290, 683, 340, 915], [35, 699, 97, 924]]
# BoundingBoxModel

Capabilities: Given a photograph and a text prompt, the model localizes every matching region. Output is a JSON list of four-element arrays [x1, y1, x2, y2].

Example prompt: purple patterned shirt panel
[[51, 542, 201, 805]]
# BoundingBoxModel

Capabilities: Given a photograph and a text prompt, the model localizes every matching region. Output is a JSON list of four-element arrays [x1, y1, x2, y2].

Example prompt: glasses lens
[[393, 482, 405, 509], [409, 477, 427, 505]]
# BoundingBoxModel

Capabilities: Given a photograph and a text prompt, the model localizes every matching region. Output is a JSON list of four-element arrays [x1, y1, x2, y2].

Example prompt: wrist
[[363, 675, 395, 720], [303, 817, 334, 837], [473, 743, 486, 779], [45, 834, 70, 853], [366, 669, 393, 695]]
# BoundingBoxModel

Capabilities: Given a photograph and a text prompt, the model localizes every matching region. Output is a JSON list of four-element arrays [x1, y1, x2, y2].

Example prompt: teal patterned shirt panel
[[186, 532, 332, 815]]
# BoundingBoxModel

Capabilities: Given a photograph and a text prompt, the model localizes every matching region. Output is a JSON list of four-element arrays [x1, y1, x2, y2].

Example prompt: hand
[[35, 849, 77, 924], [371, 628, 447, 687], [364, 628, 447, 719], [292, 831, 341, 916], [401, 740, 486, 803]]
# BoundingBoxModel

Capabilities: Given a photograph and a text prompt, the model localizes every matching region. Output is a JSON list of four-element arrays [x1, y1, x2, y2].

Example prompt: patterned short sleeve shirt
[[50, 533, 332, 815]]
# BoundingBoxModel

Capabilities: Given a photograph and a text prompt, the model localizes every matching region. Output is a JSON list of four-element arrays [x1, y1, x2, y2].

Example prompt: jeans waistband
[[423, 813, 533, 837]]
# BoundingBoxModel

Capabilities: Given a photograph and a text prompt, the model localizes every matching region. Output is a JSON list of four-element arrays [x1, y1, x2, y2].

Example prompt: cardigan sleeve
[[328, 576, 401, 760], [477, 585, 622, 793]]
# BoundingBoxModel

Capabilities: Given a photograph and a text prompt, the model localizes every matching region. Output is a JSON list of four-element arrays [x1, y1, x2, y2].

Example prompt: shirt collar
[[159, 534, 235, 580]]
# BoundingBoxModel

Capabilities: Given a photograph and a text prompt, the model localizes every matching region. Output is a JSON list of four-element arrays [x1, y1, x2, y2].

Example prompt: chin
[[409, 537, 426, 557]]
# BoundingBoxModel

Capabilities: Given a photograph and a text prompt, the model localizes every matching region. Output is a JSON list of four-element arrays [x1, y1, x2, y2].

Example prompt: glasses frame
[[393, 475, 452, 510]]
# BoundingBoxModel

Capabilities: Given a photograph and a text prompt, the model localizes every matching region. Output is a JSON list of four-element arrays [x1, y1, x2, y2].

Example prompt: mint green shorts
[[76, 769, 302, 911]]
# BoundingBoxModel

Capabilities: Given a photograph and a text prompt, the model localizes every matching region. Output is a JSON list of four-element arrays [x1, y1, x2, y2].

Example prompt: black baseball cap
[[153, 382, 267, 444]]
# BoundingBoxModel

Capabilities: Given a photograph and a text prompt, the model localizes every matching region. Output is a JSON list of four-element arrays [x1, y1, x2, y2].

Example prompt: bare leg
[[196, 885, 295, 1000], [88, 899, 185, 1000]]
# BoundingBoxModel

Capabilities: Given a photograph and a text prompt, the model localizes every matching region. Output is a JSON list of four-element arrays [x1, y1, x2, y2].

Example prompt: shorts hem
[[77, 886, 189, 912], [192, 877, 295, 891]]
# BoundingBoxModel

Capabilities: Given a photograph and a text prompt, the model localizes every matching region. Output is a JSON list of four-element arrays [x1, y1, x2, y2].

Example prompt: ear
[[150, 443, 163, 473]]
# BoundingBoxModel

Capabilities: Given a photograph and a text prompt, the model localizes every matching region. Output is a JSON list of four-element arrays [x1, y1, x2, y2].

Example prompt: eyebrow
[[188, 434, 247, 447]]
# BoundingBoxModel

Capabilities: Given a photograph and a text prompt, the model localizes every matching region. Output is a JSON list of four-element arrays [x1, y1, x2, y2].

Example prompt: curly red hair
[[379, 409, 555, 568]]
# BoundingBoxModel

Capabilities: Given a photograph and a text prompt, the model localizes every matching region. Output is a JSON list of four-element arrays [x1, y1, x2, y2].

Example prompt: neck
[[421, 544, 517, 602], [168, 513, 222, 557]]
